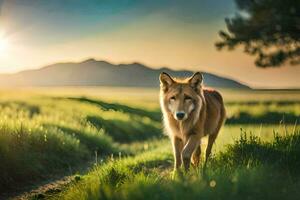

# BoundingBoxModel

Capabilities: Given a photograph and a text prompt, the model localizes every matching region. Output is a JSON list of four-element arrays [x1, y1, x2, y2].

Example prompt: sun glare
[[0, 37, 8, 54]]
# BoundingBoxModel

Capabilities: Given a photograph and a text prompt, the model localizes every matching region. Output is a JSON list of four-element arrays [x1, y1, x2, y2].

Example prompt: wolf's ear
[[159, 72, 174, 91], [189, 72, 203, 92]]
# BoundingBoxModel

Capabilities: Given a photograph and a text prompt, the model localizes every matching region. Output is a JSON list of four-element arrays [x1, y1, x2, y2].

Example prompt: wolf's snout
[[175, 112, 186, 120]]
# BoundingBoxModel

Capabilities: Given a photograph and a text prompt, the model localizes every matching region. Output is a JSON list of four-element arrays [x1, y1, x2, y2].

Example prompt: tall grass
[[0, 122, 88, 191], [56, 130, 300, 200], [0, 95, 161, 192]]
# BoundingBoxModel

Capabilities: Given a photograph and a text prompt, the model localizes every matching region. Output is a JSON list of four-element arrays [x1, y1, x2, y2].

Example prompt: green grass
[[0, 92, 161, 192], [0, 87, 300, 199], [0, 122, 88, 191], [53, 130, 300, 200]]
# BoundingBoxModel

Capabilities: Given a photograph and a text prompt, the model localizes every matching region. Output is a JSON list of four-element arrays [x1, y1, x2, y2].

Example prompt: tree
[[216, 0, 300, 68]]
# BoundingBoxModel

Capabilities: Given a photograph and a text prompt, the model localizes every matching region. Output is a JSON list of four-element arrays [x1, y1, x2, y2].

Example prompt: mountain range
[[0, 59, 250, 89]]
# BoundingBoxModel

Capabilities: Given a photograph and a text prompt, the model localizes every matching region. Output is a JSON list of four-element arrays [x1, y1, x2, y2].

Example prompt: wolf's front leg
[[172, 137, 183, 170], [182, 134, 201, 171]]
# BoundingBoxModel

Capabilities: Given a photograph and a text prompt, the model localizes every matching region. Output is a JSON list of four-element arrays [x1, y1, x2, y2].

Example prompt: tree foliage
[[216, 0, 300, 67]]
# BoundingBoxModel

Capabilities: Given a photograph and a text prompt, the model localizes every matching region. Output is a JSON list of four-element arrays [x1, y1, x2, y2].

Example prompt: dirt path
[[9, 176, 74, 200], [4, 164, 172, 200], [1, 161, 95, 200]]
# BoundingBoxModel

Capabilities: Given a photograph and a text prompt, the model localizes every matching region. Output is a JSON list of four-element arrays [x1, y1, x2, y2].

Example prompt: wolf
[[159, 72, 226, 170]]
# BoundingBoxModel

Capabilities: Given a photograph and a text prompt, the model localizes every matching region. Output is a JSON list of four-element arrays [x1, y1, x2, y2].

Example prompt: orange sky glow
[[0, 0, 299, 89]]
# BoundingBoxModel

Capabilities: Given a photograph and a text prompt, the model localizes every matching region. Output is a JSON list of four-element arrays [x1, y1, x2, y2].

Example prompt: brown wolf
[[159, 72, 226, 170]]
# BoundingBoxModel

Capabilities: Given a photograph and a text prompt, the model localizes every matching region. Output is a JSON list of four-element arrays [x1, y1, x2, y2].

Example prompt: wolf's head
[[159, 72, 203, 121]]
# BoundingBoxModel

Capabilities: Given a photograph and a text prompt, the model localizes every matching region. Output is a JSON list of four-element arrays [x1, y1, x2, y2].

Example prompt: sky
[[0, 0, 299, 88]]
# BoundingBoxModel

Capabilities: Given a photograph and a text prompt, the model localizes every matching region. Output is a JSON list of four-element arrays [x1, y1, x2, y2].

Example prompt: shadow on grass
[[226, 100, 300, 106], [0, 101, 40, 117], [87, 115, 162, 143], [63, 97, 161, 122], [227, 111, 299, 124]]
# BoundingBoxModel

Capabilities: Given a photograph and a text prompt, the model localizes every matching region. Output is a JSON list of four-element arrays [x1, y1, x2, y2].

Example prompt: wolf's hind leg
[[205, 133, 217, 164]]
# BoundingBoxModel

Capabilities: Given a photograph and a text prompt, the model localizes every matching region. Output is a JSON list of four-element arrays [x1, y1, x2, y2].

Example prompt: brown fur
[[159, 72, 226, 170]]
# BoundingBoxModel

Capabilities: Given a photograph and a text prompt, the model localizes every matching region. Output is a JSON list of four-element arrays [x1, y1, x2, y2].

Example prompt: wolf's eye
[[184, 96, 192, 101], [170, 96, 176, 101]]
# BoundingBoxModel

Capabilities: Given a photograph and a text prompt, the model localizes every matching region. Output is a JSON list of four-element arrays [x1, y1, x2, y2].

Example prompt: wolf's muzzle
[[176, 112, 186, 120]]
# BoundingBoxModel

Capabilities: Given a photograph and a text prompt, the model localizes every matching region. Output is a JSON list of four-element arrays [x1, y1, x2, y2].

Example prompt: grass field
[[0, 87, 299, 200]]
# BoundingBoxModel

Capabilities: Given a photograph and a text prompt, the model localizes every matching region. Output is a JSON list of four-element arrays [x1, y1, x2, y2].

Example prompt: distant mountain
[[0, 59, 250, 89]]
